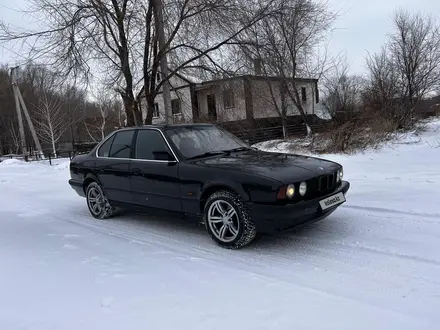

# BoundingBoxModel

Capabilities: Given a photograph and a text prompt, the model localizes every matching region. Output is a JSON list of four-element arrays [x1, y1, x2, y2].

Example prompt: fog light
[[299, 181, 307, 196], [286, 184, 295, 198]]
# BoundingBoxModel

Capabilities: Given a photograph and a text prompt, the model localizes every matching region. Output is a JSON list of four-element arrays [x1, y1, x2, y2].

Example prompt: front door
[[130, 129, 181, 212], [207, 94, 217, 121], [95, 129, 135, 203]]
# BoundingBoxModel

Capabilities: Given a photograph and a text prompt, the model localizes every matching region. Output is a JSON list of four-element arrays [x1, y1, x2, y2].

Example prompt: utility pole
[[10, 67, 27, 155], [17, 90, 45, 158], [10, 67, 45, 159], [153, 0, 172, 124]]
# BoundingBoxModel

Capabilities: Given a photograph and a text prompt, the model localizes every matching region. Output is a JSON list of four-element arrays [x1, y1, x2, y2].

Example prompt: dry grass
[[306, 116, 406, 154], [255, 116, 435, 155]]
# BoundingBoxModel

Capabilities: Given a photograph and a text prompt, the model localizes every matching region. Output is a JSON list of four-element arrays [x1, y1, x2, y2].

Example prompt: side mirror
[[152, 150, 175, 161]]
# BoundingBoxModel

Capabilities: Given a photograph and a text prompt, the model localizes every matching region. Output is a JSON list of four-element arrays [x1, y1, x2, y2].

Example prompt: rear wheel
[[204, 190, 257, 249], [86, 181, 115, 219]]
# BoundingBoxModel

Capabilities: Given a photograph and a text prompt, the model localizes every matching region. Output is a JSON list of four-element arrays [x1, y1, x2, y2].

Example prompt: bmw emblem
[[318, 167, 324, 171]]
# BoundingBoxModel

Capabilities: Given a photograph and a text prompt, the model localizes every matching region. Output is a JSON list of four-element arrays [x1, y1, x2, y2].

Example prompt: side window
[[135, 130, 172, 161], [108, 130, 135, 159], [97, 135, 115, 157]]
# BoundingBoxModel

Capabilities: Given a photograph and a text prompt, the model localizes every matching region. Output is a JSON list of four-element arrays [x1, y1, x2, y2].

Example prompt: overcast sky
[[0, 0, 439, 75]]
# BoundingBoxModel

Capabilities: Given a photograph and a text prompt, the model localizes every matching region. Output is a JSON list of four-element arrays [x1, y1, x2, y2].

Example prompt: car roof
[[115, 123, 216, 131]]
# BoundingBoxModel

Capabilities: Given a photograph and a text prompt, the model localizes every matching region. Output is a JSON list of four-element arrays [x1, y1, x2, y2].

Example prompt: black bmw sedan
[[69, 124, 350, 249]]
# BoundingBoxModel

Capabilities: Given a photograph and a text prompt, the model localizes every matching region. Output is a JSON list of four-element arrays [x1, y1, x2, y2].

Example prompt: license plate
[[319, 192, 346, 210]]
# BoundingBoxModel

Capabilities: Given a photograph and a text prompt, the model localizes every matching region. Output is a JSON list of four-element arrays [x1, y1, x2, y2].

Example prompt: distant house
[[140, 72, 320, 126]]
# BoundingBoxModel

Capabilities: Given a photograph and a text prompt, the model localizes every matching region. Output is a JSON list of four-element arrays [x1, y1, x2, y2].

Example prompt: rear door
[[95, 129, 135, 203], [129, 129, 181, 212]]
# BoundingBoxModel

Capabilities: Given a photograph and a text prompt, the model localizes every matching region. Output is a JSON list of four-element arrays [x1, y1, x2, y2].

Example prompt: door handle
[[132, 168, 141, 175]]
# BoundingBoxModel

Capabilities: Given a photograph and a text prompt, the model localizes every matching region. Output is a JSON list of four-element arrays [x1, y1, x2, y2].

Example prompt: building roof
[[138, 72, 319, 98], [196, 74, 319, 86]]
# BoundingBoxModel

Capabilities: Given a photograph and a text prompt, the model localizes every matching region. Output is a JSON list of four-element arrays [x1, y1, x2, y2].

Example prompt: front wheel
[[86, 181, 115, 219], [204, 190, 257, 249]]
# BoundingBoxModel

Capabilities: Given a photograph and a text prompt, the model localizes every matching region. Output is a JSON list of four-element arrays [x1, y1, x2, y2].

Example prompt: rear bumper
[[68, 179, 86, 198], [248, 181, 350, 233]]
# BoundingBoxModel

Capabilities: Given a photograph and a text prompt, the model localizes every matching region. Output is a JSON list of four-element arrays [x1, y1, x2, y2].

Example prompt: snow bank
[[0, 158, 27, 166], [0, 157, 71, 170]]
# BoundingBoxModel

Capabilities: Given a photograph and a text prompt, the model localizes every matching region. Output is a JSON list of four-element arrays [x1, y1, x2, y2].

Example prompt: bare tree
[[0, 62, 115, 152], [84, 105, 109, 143], [61, 86, 86, 149], [1, 0, 275, 126], [113, 99, 126, 128], [32, 90, 72, 157], [363, 9, 440, 129], [321, 58, 365, 123], [365, 47, 400, 104], [364, 47, 404, 126], [140, 0, 277, 124], [84, 93, 121, 141], [391, 9, 440, 101], [233, 0, 338, 137]]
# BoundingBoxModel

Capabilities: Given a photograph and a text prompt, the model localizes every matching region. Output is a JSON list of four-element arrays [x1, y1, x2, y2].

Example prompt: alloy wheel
[[87, 186, 105, 216], [207, 200, 240, 243]]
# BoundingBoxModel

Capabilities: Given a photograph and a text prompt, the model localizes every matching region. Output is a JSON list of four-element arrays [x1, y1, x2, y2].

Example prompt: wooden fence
[[225, 123, 333, 145]]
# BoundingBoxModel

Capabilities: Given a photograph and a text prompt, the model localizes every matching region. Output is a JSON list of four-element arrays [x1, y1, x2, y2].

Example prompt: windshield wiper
[[186, 151, 229, 160], [187, 147, 254, 160], [222, 146, 254, 153]]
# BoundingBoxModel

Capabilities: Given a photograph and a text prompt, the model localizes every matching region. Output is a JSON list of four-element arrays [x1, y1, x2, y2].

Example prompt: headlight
[[337, 168, 344, 182], [286, 184, 295, 198], [299, 181, 307, 196]]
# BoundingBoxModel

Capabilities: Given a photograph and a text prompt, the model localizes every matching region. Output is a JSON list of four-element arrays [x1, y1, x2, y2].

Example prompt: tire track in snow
[[48, 204, 440, 286], [269, 229, 440, 268], [343, 204, 440, 220], [4, 179, 440, 322], [58, 207, 440, 321]]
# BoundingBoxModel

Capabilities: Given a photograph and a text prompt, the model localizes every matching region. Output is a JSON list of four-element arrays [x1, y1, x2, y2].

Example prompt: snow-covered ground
[[1, 120, 440, 330]]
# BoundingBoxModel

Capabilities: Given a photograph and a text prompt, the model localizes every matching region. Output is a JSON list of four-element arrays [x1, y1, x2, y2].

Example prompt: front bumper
[[248, 180, 350, 233], [69, 179, 86, 197]]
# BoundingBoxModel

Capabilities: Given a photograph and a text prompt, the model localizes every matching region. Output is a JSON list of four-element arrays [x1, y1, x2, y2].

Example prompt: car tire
[[86, 181, 115, 219], [204, 190, 257, 249]]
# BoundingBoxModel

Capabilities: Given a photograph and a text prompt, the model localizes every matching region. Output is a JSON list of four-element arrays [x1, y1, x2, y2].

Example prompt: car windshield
[[165, 125, 249, 159]]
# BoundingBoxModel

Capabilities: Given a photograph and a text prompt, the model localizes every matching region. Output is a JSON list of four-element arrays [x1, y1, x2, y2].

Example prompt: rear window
[[97, 135, 115, 157]]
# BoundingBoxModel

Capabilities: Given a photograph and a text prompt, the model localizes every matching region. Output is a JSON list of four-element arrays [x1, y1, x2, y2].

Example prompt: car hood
[[194, 150, 340, 184]]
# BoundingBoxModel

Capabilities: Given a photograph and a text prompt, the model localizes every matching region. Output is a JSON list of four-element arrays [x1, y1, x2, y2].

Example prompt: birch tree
[[32, 91, 71, 157], [85, 106, 109, 142], [84, 95, 120, 142]]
